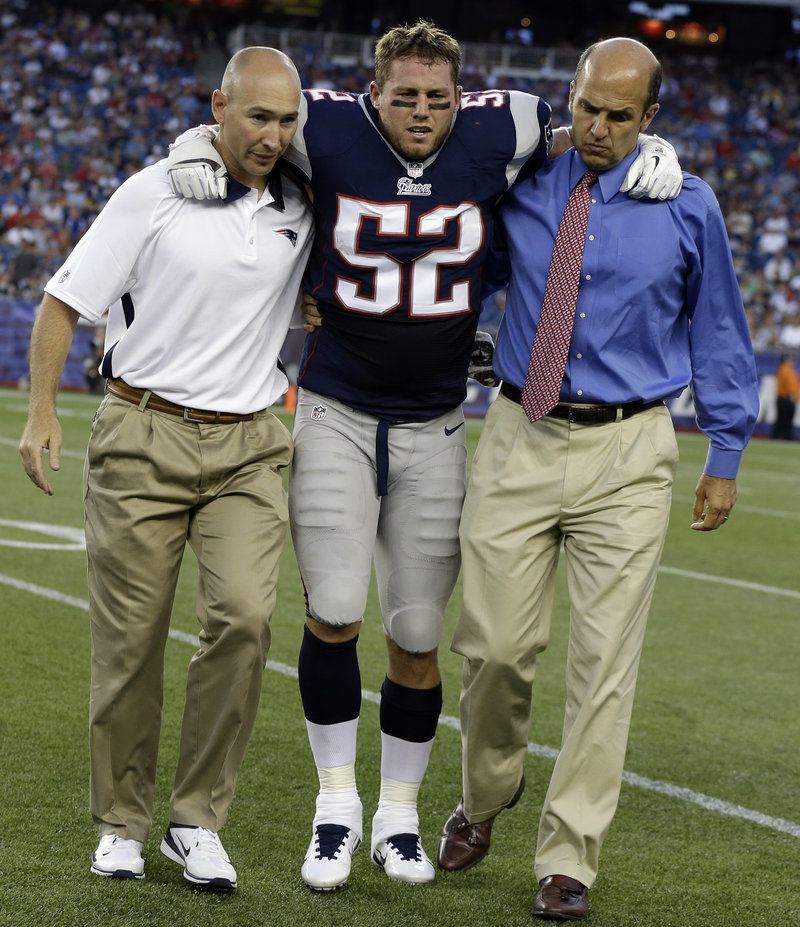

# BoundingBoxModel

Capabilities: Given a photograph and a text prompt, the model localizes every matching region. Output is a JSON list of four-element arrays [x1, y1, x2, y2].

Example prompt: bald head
[[575, 38, 661, 114], [568, 37, 661, 173], [211, 46, 302, 193], [220, 46, 301, 101]]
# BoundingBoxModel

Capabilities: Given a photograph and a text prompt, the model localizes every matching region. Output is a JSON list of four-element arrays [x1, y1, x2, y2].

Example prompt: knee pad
[[307, 577, 366, 628], [384, 606, 444, 654]]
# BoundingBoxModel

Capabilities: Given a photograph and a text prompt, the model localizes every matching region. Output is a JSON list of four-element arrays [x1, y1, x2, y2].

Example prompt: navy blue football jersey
[[287, 89, 552, 420]]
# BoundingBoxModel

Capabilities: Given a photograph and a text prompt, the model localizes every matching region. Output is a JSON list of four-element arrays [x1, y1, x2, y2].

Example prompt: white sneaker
[[372, 833, 435, 884], [90, 834, 145, 879], [301, 824, 361, 891], [160, 824, 237, 889]]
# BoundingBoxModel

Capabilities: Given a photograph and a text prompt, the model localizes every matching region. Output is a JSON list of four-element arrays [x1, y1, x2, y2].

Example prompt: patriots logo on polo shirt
[[275, 228, 299, 247]]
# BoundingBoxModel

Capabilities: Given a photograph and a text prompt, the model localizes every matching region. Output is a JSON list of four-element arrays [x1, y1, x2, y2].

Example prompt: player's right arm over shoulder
[[166, 126, 227, 199], [169, 94, 311, 200], [19, 294, 80, 495]]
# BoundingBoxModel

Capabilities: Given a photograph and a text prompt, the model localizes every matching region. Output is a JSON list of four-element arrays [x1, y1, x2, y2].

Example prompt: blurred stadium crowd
[[2, 0, 800, 356]]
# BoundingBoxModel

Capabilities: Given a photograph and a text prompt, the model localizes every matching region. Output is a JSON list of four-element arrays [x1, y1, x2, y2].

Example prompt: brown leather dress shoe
[[436, 777, 524, 872], [532, 874, 589, 921]]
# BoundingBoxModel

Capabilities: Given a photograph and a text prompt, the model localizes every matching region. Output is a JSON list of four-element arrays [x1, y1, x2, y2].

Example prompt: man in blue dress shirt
[[437, 37, 759, 921]]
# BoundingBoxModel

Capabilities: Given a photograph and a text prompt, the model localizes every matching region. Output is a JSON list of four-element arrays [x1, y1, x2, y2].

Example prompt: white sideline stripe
[[3, 574, 799, 841], [672, 493, 800, 521], [728, 504, 800, 521], [659, 566, 800, 601], [0, 520, 86, 552], [619, 771, 800, 838], [740, 468, 800, 483], [0, 573, 90, 610], [0, 403, 91, 418], [0, 435, 86, 459]]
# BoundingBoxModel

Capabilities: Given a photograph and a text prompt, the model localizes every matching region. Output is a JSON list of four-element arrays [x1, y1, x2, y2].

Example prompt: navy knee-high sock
[[298, 624, 361, 769]]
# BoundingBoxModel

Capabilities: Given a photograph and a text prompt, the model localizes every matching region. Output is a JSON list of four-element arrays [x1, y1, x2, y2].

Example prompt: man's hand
[[19, 294, 79, 496], [19, 409, 63, 496], [469, 331, 500, 387], [302, 292, 322, 333], [691, 473, 737, 531], [622, 134, 682, 201], [167, 133, 227, 200]]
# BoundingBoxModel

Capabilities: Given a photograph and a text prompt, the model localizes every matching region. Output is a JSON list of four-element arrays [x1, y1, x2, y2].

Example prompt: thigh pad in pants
[[289, 390, 465, 652]]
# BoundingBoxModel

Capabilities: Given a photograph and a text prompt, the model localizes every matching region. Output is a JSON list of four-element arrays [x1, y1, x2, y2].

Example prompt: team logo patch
[[275, 228, 299, 247], [311, 404, 327, 420], [545, 121, 554, 155], [397, 177, 432, 197]]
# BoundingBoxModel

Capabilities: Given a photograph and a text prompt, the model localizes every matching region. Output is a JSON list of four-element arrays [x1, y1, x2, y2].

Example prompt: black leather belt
[[107, 378, 256, 423], [499, 382, 663, 425]]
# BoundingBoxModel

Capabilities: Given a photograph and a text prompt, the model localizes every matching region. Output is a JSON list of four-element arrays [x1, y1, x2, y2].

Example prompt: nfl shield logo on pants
[[311, 405, 327, 420]]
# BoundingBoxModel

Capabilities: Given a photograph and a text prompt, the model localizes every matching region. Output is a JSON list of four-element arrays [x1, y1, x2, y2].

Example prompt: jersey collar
[[224, 167, 286, 210], [359, 92, 456, 176]]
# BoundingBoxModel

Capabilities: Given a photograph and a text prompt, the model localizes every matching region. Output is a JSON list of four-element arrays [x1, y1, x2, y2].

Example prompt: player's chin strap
[[376, 419, 391, 496]]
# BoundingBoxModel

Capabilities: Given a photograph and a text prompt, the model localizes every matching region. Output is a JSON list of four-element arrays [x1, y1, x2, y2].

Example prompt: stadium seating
[[1, 2, 798, 389]]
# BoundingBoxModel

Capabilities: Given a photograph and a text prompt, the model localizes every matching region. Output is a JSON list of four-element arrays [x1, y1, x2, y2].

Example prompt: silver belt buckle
[[183, 408, 221, 424]]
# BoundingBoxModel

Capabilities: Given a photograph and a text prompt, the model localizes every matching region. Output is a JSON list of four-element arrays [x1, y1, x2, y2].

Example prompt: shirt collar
[[224, 166, 286, 210], [569, 146, 640, 202]]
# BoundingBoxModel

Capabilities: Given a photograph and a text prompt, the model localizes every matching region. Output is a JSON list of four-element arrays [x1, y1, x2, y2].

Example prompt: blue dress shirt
[[488, 147, 759, 478]]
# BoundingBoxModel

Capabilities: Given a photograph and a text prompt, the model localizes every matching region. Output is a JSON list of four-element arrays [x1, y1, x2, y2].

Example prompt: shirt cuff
[[703, 445, 743, 479]]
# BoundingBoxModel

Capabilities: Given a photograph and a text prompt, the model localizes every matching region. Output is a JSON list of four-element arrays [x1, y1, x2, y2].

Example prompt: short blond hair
[[374, 20, 461, 88]]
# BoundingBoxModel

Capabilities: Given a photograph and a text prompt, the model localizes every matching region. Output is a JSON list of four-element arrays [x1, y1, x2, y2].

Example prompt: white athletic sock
[[380, 731, 434, 785], [370, 733, 435, 847], [306, 718, 362, 836], [306, 717, 359, 769]]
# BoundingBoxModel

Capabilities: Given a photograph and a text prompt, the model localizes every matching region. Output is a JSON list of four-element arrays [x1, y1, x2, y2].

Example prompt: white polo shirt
[[45, 159, 313, 412]]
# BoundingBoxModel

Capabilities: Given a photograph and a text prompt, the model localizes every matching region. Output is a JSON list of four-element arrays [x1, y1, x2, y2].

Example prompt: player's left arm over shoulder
[[622, 133, 683, 200], [505, 91, 554, 175]]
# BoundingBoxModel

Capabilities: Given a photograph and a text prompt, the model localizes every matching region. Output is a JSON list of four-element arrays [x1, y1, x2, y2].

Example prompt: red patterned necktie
[[520, 170, 598, 423]]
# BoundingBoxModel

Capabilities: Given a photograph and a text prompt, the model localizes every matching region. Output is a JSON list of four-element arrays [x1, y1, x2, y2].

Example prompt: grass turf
[[1, 387, 798, 926]]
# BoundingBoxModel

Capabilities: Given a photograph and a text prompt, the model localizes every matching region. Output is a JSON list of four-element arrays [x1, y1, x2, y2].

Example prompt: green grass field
[[1, 386, 798, 927]]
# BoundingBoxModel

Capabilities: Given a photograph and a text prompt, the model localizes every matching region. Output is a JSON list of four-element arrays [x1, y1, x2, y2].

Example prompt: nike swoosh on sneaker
[[444, 423, 464, 436]]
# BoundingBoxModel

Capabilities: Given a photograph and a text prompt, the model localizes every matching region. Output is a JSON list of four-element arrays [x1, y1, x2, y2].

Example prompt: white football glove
[[468, 331, 500, 387], [167, 133, 227, 200], [621, 134, 682, 201]]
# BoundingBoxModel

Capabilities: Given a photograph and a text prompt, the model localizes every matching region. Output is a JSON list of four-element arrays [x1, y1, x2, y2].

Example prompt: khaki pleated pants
[[83, 393, 292, 842], [452, 392, 678, 888]]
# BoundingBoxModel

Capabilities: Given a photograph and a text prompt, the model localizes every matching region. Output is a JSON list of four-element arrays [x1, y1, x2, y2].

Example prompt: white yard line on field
[[671, 493, 800, 521], [0, 435, 87, 459], [2, 572, 799, 841], [659, 566, 800, 601]]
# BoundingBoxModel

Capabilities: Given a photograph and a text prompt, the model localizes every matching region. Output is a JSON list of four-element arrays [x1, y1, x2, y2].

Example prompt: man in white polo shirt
[[19, 47, 313, 890]]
